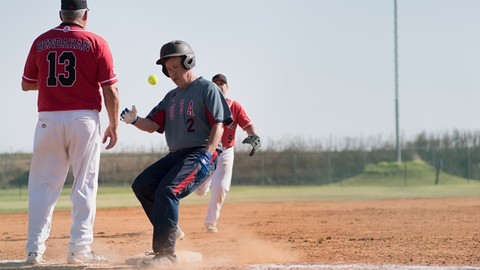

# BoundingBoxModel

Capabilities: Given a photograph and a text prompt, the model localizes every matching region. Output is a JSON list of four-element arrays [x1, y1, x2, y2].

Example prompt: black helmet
[[156, 40, 196, 77]]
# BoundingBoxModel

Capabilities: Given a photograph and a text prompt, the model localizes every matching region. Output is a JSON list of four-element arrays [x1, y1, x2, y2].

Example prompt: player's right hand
[[120, 105, 138, 124]]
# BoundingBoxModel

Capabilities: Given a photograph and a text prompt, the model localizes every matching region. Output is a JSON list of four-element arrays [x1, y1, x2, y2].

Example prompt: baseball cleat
[[142, 252, 178, 266], [67, 250, 107, 264], [26, 252, 45, 265], [205, 224, 218, 233]]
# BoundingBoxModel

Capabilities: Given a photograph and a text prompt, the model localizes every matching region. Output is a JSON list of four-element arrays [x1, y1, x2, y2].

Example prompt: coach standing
[[21, 0, 120, 265]]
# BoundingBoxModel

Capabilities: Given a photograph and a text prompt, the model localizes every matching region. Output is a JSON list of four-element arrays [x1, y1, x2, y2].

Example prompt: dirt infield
[[1, 198, 480, 269]]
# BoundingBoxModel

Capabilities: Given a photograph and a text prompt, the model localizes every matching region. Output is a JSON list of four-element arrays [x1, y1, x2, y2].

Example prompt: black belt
[[169, 146, 203, 152], [169, 147, 223, 155]]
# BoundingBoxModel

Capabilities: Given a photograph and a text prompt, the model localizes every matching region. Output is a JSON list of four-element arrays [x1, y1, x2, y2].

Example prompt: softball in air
[[147, 74, 158, 85]]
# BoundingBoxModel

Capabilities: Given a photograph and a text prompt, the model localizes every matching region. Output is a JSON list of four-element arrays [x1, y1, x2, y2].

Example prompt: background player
[[21, 0, 120, 265], [194, 73, 261, 233], [120, 40, 232, 266]]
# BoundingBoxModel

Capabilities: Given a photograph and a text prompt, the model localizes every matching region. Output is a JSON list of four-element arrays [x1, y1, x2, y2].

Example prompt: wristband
[[131, 117, 138, 125]]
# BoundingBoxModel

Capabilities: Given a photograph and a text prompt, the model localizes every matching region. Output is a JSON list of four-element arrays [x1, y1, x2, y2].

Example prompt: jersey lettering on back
[[22, 24, 118, 112]]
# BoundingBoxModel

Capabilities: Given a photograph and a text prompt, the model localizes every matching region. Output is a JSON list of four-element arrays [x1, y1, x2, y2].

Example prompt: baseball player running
[[21, 0, 119, 265], [194, 74, 261, 233], [120, 40, 232, 266]]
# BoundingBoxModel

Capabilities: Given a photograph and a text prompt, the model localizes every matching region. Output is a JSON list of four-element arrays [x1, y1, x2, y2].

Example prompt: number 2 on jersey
[[47, 51, 76, 87], [187, 118, 195, 132]]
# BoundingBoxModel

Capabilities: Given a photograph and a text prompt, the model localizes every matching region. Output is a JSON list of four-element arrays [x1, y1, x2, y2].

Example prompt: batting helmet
[[156, 40, 196, 77]]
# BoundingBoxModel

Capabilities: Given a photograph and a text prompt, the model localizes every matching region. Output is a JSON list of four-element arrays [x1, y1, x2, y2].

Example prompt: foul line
[[248, 264, 480, 270]]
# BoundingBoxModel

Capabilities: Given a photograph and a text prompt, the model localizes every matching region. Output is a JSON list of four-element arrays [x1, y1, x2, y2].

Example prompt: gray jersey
[[147, 77, 232, 151]]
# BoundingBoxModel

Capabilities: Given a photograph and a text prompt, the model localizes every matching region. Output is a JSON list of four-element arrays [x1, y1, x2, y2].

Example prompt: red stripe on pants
[[173, 150, 219, 196]]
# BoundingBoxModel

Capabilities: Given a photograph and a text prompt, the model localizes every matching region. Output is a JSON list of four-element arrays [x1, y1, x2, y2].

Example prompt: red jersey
[[22, 24, 118, 112], [222, 98, 253, 148]]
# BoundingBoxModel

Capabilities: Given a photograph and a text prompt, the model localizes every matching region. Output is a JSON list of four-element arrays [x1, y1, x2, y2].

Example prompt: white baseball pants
[[195, 147, 234, 226], [26, 110, 101, 255]]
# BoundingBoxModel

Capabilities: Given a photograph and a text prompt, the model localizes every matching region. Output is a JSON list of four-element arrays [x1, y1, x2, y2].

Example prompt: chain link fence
[[2, 130, 480, 187]]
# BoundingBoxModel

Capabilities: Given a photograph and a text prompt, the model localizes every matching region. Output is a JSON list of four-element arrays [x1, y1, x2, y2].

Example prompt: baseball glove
[[242, 134, 261, 156]]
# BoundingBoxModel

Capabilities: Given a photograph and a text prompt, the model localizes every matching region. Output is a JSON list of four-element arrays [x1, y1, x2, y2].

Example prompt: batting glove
[[120, 105, 138, 125], [194, 151, 212, 180]]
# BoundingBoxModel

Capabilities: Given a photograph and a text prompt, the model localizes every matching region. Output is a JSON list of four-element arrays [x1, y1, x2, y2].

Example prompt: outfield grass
[[1, 182, 480, 213], [342, 160, 472, 186]]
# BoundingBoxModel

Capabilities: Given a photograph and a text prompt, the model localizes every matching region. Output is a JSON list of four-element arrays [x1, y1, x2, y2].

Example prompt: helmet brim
[[156, 53, 192, 66]]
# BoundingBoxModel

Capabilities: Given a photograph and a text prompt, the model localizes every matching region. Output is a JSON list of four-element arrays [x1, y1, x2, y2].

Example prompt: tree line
[[2, 129, 480, 188]]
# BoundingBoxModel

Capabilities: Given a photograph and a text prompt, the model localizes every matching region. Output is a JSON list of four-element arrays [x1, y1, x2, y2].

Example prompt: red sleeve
[[147, 109, 166, 133], [22, 42, 39, 83], [232, 100, 252, 130], [97, 39, 118, 86], [205, 108, 217, 126]]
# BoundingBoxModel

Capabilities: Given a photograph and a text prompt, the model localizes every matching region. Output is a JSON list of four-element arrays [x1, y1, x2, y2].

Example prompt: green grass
[[2, 182, 480, 213], [2, 160, 478, 213], [341, 159, 470, 186]]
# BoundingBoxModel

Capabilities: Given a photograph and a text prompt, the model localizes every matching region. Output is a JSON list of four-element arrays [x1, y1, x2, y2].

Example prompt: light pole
[[394, 0, 401, 162]]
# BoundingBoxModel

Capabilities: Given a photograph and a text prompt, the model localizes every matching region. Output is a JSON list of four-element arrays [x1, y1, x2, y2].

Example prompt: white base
[[125, 250, 203, 266]]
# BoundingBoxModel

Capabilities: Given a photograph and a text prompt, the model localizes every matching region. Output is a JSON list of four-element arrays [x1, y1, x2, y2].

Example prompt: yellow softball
[[147, 74, 158, 85]]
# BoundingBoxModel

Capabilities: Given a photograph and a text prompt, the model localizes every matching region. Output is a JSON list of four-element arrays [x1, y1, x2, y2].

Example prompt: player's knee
[[131, 177, 148, 196]]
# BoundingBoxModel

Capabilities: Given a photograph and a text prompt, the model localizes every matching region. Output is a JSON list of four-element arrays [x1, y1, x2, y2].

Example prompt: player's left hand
[[242, 134, 261, 156], [194, 151, 212, 180]]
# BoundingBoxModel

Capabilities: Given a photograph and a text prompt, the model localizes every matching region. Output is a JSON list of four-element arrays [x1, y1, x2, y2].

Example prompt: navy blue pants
[[131, 148, 218, 255]]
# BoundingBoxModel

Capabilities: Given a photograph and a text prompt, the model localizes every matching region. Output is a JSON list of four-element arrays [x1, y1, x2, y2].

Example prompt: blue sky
[[2, 0, 479, 152]]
